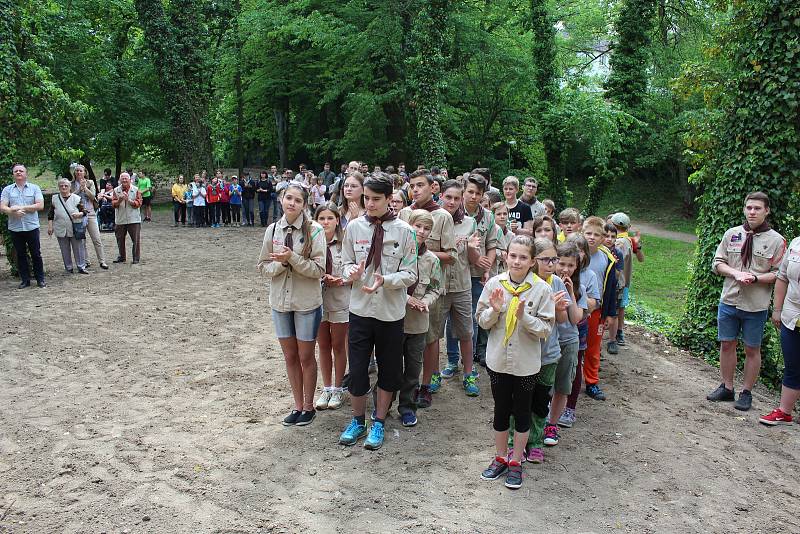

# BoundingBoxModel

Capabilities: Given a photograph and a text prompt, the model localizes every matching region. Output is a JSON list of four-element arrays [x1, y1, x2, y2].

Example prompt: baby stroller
[[98, 200, 115, 232]]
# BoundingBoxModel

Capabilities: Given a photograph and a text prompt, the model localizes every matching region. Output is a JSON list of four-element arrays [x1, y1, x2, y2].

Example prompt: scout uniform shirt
[[492, 227, 514, 276], [712, 225, 786, 312], [257, 213, 327, 312], [476, 270, 555, 376], [404, 249, 443, 335], [399, 205, 456, 294], [446, 214, 477, 293], [341, 215, 418, 322], [321, 237, 350, 316], [776, 237, 800, 330], [465, 206, 498, 279]]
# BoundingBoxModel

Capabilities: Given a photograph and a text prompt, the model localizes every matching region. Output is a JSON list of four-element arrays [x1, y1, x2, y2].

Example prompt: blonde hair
[[502, 176, 519, 189], [408, 209, 434, 229], [532, 237, 557, 275], [582, 215, 605, 234], [490, 201, 508, 215]]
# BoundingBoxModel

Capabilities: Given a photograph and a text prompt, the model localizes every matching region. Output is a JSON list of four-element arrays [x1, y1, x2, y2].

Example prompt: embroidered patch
[[730, 233, 743, 243], [356, 239, 370, 245]]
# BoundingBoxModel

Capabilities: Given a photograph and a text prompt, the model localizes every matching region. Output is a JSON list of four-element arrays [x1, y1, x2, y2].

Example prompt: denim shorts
[[717, 302, 768, 348], [272, 307, 322, 341], [617, 287, 630, 309]]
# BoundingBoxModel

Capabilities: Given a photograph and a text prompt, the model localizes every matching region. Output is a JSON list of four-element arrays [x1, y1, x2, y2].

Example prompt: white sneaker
[[558, 408, 576, 428], [315, 389, 332, 410], [327, 389, 346, 410]]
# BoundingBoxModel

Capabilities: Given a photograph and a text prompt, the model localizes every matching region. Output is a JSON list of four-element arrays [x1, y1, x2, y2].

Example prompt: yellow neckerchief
[[499, 273, 551, 345]]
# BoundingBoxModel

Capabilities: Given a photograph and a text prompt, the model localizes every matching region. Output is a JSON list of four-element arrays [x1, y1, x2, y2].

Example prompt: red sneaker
[[759, 408, 793, 426]]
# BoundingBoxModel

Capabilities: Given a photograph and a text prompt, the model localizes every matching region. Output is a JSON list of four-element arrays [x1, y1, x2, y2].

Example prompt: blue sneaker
[[338, 418, 367, 446], [364, 421, 385, 450], [470, 368, 480, 379], [429, 372, 442, 393], [441, 363, 458, 379], [400, 411, 418, 427], [463, 374, 480, 397]]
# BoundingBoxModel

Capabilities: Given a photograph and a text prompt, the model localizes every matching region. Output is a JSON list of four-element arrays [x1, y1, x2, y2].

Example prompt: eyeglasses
[[535, 256, 559, 265]]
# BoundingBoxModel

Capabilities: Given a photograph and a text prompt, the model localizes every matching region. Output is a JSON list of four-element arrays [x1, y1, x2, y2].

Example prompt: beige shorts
[[322, 309, 349, 324], [438, 289, 473, 340], [426, 299, 443, 345]]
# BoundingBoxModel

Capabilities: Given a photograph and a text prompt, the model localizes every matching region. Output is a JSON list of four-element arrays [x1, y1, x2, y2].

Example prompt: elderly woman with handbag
[[48, 178, 89, 274]]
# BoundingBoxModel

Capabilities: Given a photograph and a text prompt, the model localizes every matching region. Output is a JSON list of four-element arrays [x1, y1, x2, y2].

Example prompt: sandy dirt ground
[[1, 210, 798, 534]]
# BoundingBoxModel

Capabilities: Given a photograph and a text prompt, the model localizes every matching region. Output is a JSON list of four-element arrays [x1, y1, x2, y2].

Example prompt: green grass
[[569, 176, 697, 234], [628, 234, 695, 321]]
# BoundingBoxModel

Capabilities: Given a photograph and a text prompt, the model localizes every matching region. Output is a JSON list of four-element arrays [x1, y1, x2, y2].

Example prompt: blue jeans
[[272, 192, 282, 220], [242, 198, 254, 225], [446, 277, 484, 366], [258, 198, 270, 226]]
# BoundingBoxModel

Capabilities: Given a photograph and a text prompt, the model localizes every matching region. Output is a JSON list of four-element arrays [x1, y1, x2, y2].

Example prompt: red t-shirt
[[207, 183, 222, 203], [219, 184, 231, 202]]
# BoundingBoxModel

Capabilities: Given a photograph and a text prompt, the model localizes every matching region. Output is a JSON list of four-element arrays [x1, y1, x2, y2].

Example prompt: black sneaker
[[734, 390, 752, 411], [295, 410, 316, 426], [480, 457, 508, 481], [504, 462, 523, 489], [706, 383, 735, 402], [586, 383, 606, 401], [282, 410, 301, 426]]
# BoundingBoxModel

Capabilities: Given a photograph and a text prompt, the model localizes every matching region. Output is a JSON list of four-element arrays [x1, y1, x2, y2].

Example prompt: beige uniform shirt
[[777, 237, 800, 330], [712, 225, 786, 312], [258, 214, 326, 312], [322, 238, 351, 314], [476, 271, 555, 376], [446, 215, 477, 293], [490, 228, 513, 277], [405, 249, 443, 334], [399, 205, 456, 294], [342, 215, 418, 322], [465, 207, 498, 278]]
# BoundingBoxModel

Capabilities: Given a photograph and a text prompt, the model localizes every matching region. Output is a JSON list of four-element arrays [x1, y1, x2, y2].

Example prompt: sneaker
[[429, 372, 442, 393], [364, 421, 385, 450], [607, 341, 619, 354], [401, 411, 418, 427], [616, 330, 626, 345], [441, 363, 458, 379], [339, 418, 368, 445], [416, 386, 432, 409], [327, 389, 345, 410], [734, 390, 753, 411], [543, 424, 560, 446], [504, 461, 523, 489], [480, 456, 508, 481], [706, 383, 735, 402], [470, 368, 480, 379], [315, 390, 332, 410], [759, 408, 793, 426], [295, 410, 316, 426], [558, 408, 576, 428], [463, 374, 480, 397], [586, 383, 606, 401], [525, 447, 544, 464], [282, 410, 301, 426]]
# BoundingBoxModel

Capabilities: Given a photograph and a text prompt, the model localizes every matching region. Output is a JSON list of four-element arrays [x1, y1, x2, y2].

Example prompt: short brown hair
[[582, 215, 605, 233], [559, 207, 581, 224], [745, 191, 770, 209]]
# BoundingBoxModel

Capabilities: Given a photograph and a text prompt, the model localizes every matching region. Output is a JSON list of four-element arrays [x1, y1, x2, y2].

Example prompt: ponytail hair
[[557, 241, 583, 301], [285, 183, 314, 258]]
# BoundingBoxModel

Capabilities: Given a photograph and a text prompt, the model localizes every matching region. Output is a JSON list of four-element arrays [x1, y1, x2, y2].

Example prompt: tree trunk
[[274, 98, 289, 170], [114, 137, 122, 179]]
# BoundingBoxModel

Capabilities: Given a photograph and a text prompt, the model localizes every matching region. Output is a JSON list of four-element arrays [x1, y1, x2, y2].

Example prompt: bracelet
[[753, 274, 759, 283]]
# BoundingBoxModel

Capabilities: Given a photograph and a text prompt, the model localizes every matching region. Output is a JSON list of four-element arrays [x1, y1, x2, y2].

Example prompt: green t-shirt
[[138, 177, 152, 198]]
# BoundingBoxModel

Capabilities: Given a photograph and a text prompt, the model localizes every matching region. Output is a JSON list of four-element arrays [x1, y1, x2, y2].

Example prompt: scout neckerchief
[[364, 210, 396, 270], [741, 220, 771, 268], [499, 273, 552, 345], [411, 199, 440, 212]]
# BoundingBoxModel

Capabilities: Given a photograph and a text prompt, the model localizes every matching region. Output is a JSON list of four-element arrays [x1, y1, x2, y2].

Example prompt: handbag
[[58, 194, 86, 240]]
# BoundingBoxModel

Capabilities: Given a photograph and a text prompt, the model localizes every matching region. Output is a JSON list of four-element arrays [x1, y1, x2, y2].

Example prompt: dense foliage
[[679, 0, 800, 386]]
